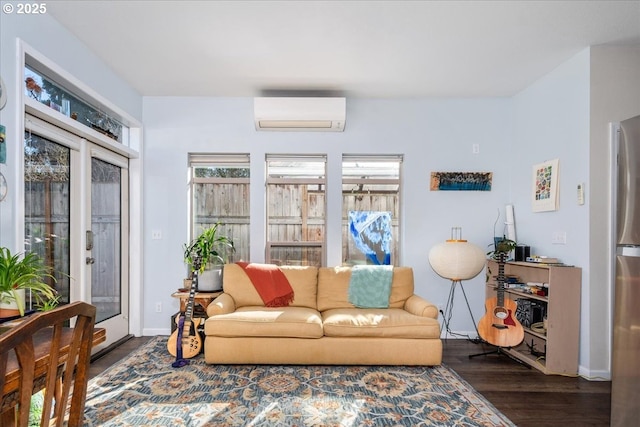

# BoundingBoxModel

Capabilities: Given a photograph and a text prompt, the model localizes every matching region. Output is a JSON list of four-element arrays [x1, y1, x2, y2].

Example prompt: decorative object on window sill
[[430, 172, 493, 191], [86, 111, 120, 141], [25, 77, 42, 101], [532, 158, 559, 212]]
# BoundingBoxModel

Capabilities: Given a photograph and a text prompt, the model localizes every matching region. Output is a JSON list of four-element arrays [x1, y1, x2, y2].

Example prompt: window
[[188, 154, 250, 262], [24, 65, 128, 145], [342, 155, 403, 265], [266, 154, 326, 266]]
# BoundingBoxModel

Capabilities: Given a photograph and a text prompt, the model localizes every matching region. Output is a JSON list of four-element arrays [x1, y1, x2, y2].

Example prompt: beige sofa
[[204, 264, 442, 365]]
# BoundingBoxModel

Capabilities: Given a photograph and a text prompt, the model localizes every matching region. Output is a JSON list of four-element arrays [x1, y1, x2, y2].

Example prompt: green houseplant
[[487, 236, 517, 259], [485, 236, 517, 281], [0, 247, 58, 316], [183, 223, 235, 291]]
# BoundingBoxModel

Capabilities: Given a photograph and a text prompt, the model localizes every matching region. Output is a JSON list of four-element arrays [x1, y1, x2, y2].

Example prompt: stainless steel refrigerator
[[612, 114, 640, 427]]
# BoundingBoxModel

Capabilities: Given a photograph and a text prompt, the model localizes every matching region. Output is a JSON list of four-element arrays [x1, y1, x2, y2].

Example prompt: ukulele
[[478, 253, 525, 348], [167, 259, 203, 359]]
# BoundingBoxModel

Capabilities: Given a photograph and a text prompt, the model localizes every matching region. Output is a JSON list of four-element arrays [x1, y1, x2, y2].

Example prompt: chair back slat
[[0, 301, 97, 427]]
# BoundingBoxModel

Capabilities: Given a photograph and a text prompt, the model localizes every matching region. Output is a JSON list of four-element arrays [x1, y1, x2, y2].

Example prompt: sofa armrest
[[404, 294, 439, 319], [206, 293, 237, 317]]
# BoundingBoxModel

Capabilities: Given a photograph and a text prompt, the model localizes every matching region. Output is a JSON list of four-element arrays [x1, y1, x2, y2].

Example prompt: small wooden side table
[[171, 290, 222, 312]]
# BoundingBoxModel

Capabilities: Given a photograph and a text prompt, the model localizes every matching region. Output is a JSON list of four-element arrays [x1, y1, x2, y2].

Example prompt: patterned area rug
[[84, 337, 514, 426]]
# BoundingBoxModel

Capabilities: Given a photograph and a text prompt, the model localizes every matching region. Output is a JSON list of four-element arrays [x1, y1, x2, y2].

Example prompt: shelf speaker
[[515, 245, 530, 262], [515, 298, 546, 328]]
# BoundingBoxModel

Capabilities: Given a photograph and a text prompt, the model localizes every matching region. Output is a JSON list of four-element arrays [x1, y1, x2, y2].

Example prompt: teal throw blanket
[[348, 265, 394, 308]]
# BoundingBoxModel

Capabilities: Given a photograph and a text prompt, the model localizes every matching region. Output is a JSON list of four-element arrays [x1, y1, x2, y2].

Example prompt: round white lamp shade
[[428, 239, 485, 281]]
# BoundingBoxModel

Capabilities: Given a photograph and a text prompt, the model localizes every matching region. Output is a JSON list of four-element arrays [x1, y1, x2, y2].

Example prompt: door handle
[[86, 257, 95, 265], [86, 230, 94, 250]]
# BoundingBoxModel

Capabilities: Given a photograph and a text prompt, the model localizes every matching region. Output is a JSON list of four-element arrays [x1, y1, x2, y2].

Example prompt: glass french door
[[24, 116, 130, 349], [85, 146, 129, 349], [24, 128, 75, 307]]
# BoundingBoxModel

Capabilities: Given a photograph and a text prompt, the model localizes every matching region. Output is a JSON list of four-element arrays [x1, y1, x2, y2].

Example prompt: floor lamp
[[428, 227, 485, 340]]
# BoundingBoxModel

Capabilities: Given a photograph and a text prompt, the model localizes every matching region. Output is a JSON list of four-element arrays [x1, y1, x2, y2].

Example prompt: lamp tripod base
[[441, 279, 481, 342]]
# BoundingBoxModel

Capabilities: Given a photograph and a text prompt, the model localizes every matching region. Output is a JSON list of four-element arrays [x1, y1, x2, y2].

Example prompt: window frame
[[265, 154, 327, 267], [341, 154, 403, 266], [188, 153, 251, 262]]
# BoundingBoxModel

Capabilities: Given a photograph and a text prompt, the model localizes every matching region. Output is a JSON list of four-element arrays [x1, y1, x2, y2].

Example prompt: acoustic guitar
[[167, 260, 203, 359], [478, 253, 525, 348]]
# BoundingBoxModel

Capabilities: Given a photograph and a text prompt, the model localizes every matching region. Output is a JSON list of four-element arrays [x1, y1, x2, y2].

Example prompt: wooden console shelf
[[171, 290, 222, 312], [485, 260, 582, 375]]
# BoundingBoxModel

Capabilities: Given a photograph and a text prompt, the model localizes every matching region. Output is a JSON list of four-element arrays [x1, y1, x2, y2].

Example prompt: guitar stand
[[468, 342, 531, 369]]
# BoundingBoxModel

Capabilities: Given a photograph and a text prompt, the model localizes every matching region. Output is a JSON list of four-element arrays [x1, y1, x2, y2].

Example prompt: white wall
[[589, 45, 640, 377], [0, 12, 142, 248], [510, 45, 640, 379], [142, 97, 513, 335], [512, 49, 591, 266], [513, 48, 601, 377]]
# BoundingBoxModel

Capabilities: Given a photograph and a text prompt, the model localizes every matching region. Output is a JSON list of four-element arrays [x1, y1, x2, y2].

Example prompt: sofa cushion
[[205, 306, 323, 338], [322, 308, 441, 339], [222, 263, 318, 309], [317, 267, 414, 312]]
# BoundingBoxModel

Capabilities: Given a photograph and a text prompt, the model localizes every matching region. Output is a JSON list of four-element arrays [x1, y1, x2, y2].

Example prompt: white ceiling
[[47, 0, 640, 98]]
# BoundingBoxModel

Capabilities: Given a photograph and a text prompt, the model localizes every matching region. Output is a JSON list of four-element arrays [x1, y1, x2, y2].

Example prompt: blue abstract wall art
[[430, 172, 493, 191]]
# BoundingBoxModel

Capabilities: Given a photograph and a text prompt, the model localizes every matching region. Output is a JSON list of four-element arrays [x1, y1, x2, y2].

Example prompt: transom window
[[24, 65, 128, 144]]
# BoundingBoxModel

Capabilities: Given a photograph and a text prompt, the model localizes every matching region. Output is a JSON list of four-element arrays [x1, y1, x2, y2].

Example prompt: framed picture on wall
[[429, 172, 493, 191], [532, 158, 559, 212]]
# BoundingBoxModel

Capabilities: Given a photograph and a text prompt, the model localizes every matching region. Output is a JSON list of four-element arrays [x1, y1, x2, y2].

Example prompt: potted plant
[[0, 247, 58, 317], [183, 223, 235, 292], [485, 235, 517, 280], [488, 236, 517, 260]]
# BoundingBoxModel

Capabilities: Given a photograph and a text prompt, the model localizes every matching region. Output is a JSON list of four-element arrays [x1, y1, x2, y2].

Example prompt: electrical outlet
[[155, 302, 162, 313], [151, 230, 162, 240]]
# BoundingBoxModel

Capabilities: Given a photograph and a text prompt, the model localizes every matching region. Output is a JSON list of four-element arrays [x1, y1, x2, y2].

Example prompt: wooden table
[[0, 325, 106, 421], [171, 290, 222, 312]]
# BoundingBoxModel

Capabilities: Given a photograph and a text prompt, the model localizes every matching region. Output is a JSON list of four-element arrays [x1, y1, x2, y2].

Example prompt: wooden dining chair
[[0, 301, 97, 427]]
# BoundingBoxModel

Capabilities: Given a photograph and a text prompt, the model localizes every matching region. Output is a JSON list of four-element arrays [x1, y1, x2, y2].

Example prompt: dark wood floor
[[441, 339, 611, 427], [89, 336, 612, 427]]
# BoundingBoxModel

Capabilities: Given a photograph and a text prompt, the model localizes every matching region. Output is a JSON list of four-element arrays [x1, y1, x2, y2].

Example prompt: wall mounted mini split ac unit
[[254, 97, 346, 131]]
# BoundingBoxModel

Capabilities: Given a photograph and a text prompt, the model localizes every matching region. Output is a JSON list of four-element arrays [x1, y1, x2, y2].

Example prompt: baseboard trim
[[143, 327, 171, 336], [578, 365, 611, 381]]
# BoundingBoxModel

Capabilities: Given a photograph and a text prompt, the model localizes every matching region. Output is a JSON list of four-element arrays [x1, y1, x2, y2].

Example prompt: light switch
[[577, 183, 585, 205]]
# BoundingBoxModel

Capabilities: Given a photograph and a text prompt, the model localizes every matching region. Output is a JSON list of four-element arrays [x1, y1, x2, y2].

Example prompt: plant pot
[[198, 266, 223, 292], [0, 289, 26, 317]]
